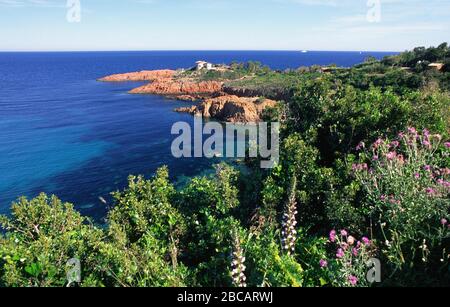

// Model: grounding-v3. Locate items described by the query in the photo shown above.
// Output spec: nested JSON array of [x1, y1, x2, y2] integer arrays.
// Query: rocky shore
[[99, 68, 278, 123], [175, 95, 277, 123]]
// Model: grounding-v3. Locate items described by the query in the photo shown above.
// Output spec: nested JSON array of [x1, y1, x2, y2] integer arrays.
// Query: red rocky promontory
[[99, 68, 278, 123]]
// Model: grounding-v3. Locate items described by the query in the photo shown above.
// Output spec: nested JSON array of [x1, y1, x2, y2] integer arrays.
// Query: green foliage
[[352, 129, 450, 285], [0, 194, 103, 287], [1, 43, 450, 288]]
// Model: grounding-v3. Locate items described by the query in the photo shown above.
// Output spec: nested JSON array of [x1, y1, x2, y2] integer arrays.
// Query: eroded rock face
[[175, 95, 277, 123], [99, 69, 278, 123], [129, 80, 223, 95], [98, 70, 176, 82]]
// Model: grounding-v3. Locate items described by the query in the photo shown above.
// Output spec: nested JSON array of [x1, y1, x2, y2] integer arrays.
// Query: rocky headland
[[99, 66, 278, 123], [175, 95, 277, 123]]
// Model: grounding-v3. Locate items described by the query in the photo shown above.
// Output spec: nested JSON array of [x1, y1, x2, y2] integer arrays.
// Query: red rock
[[175, 95, 277, 123], [129, 80, 223, 95], [98, 70, 175, 82]]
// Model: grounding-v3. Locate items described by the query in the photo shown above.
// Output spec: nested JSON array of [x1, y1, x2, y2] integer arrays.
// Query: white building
[[196, 61, 214, 71]]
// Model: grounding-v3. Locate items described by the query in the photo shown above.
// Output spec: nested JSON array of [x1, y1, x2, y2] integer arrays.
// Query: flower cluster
[[352, 127, 450, 272], [231, 233, 247, 288], [323, 229, 375, 287], [282, 177, 298, 256]]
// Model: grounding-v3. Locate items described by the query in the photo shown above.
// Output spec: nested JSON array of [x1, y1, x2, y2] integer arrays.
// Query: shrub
[[352, 128, 450, 285]]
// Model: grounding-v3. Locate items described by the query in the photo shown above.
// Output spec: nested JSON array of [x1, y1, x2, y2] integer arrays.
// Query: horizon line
[[0, 49, 402, 53]]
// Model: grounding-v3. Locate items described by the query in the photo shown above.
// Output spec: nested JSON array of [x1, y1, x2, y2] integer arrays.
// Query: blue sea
[[0, 51, 397, 219]]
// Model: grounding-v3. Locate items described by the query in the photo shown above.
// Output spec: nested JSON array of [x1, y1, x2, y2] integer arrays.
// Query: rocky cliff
[[175, 95, 277, 123], [129, 80, 223, 95], [99, 69, 278, 123], [98, 70, 175, 82]]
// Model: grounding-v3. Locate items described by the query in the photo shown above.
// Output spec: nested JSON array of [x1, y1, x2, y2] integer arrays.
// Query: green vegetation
[[1, 44, 449, 287]]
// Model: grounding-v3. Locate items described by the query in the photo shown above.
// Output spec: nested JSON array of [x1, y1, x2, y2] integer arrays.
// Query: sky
[[0, 0, 449, 51]]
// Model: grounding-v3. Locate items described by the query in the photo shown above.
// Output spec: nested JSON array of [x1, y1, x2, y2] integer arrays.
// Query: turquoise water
[[0, 51, 397, 218]]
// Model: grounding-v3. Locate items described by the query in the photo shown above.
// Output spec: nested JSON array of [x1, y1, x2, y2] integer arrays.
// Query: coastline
[[99, 66, 278, 123]]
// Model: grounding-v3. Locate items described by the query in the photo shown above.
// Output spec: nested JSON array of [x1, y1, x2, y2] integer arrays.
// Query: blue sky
[[0, 0, 449, 51]]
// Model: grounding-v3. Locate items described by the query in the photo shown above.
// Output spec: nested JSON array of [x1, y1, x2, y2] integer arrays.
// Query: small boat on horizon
[[301, 50, 308, 53]]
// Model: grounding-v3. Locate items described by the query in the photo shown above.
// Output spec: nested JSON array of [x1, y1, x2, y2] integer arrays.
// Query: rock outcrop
[[129, 80, 223, 95], [175, 95, 277, 123], [98, 70, 175, 82], [99, 69, 278, 123]]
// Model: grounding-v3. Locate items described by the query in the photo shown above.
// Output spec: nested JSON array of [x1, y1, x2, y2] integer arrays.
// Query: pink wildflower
[[422, 140, 431, 148], [386, 152, 397, 161], [391, 141, 400, 148], [373, 138, 383, 149], [340, 229, 348, 237], [356, 142, 365, 151], [336, 248, 344, 259], [426, 188, 435, 195], [352, 248, 359, 257], [329, 230, 337, 243], [348, 275, 358, 286], [362, 237, 371, 246], [407, 127, 417, 135], [347, 236, 355, 246], [441, 219, 448, 226], [320, 259, 328, 268]]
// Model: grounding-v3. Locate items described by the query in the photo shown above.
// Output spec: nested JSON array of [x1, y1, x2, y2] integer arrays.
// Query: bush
[[352, 128, 450, 285]]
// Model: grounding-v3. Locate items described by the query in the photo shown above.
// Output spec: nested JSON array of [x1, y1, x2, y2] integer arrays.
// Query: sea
[[0, 50, 397, 219]]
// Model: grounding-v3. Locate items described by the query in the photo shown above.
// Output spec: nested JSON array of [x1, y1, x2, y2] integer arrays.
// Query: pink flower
[[426, 188, 435, 195], [423, 129, 430, 137], [356, 142, 365, 151], [320, 259, 328, 268], [422, 140, 431, 148], [414, 173, 420, 179], [348, 275, 358, 286], [362, 237, 371, 246], [372, 155, 379, 161], [373, 138, 383, 149], [341, 242, 349, 251], [340, 229, 348, 237], [352, 248, 359, 257], [398, 132, 405, 139], [444, 142, 450, 149], [329, 230, 337, 242], [380, 195, 387, 202], [391, 141, 400, 148], [336, 248, 344, 259], [347, 236, 355, 246], [441, 219, 448, 226], [408, 127, 417, 135], [424, 165, 432, 172], [386, 152, 397, 161]]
